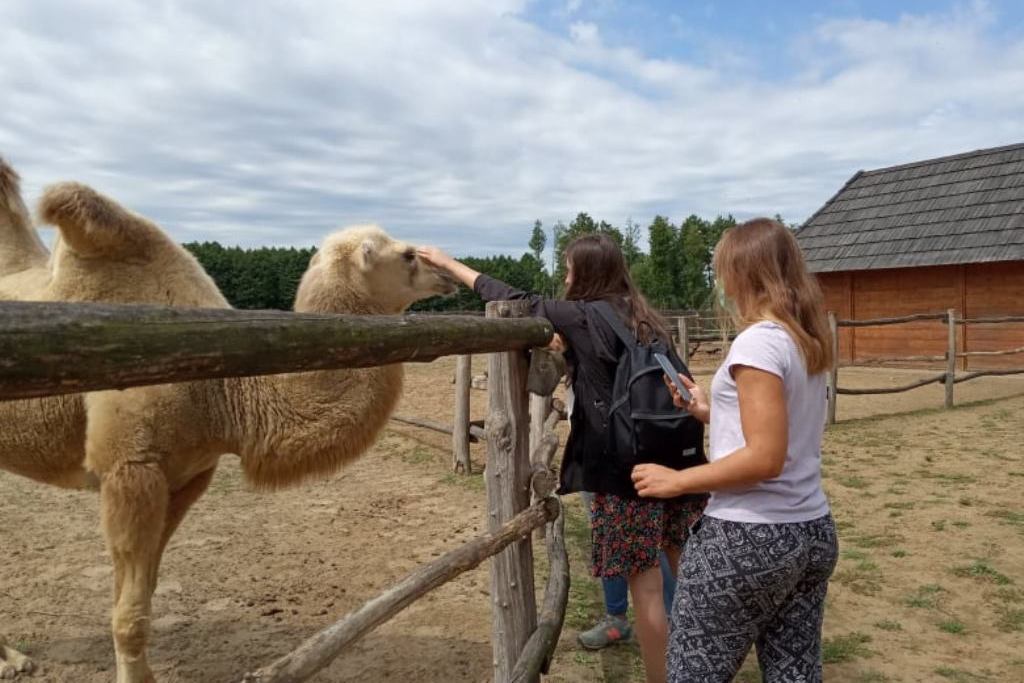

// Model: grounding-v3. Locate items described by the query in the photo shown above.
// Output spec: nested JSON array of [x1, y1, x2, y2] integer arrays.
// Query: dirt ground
[[1, 356, 1023, 682]]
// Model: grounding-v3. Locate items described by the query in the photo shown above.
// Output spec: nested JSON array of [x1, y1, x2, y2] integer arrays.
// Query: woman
[[419, 234, 705, 683], [632, 218, 839, 682]]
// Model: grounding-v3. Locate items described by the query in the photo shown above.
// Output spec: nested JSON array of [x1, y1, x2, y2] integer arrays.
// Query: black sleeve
[[473, 274, 585, 335]]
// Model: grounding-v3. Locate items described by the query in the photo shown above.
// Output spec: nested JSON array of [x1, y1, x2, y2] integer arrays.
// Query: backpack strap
[[592, 300, 637, 348]]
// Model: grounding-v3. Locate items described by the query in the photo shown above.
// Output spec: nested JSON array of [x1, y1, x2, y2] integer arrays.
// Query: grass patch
[[439, 472, 486, 492], [986, 508, 1024, 527], [990, 587, 1024, 604], [838, 475, 870, 490], [934, 666, 991, 682], [891, 549, 908, 558], [822, 632, 872, 664], [905, 584, 945, 609], [952, 560, 1013, 585], [833, 567, 882, 596], [951, 520, 971, 529], [884, 501, 915, 510], [855, 672, 892, 683], [938, 619, 966, 635], [848, 531, 903, 549], [997, 606, 1024, 633], [932, 520, 947, 532], [873, 619, 902, 632], [401, 446, 436, 465]]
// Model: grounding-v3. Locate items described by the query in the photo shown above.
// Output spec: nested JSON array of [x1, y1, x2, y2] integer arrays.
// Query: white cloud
[[0, 0, 1022, 256]]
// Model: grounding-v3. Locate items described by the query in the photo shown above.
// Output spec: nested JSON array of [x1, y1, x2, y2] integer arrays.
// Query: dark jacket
[[475, 274, 654, 498]]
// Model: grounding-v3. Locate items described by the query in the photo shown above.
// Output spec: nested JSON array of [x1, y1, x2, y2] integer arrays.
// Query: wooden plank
[[238, 498, 559, 683], [836, 373, 946, 395], [952, 368, 1024, 383], [836, 313, 948, 327], [509, 502, 569, 683], [677, 316, 690, 365], [946, 309, 956, 409], [453, 355, 473, 474], [0, 302, 553, 401], [826, 312, 838, 425], [484, 300, 537, 683]]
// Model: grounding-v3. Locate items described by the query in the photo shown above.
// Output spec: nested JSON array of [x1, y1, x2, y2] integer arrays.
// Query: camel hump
[[0, 156, 48, 271], [1, 157, 33, 231], [0, 157, 23, 209], [39, 182, 161, 259]]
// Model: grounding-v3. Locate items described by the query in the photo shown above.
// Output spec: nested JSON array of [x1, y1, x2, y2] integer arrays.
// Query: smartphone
[[653, 352, 693, 403]]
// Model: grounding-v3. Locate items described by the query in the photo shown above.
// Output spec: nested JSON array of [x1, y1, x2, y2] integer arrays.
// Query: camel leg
[[0, 636, 35, 679], [150, 467, 217, 592], [102, 461, 168, 683]]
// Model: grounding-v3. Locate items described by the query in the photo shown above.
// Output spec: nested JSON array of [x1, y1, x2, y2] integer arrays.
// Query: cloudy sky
[[2, 0, 1023, 255]]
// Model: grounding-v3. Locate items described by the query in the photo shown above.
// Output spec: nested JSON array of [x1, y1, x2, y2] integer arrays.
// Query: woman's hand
[[416, 246, 480, 289], [416, 246, 456, 271], [631, 464, 687, 498], [665, 374, 711, 424], [548, 333, 567, 353]]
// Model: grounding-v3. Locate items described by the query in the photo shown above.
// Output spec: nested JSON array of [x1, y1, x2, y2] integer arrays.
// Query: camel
[[0, 160, 456, 682]]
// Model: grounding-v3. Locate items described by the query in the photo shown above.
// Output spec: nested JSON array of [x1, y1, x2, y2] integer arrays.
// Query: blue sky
[[2, 0, 1023, 256]]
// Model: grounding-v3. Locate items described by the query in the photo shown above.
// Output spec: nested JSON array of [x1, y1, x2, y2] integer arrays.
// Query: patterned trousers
[[667, 514, 838, 683]]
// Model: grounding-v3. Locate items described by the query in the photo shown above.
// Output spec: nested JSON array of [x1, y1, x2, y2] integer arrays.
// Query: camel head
[[295, 224, 457, 314]]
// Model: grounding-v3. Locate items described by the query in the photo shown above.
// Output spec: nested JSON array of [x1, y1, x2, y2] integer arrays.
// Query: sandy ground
[[1, 356, 1023, 682]]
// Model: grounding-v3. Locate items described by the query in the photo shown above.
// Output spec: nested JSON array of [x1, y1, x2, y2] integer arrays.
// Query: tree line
[[184, 213, 791, 312]]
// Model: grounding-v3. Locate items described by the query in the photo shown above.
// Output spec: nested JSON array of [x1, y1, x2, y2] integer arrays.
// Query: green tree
[[622, 217, 642, 267], [527, 219, 550, 294], [529, 220, 546, 262], [645, 215, 681, 308]]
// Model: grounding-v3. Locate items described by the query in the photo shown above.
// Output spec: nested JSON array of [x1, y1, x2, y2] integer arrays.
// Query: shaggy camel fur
[[0, 158, 231, 678], [0, 162, 455, 682]]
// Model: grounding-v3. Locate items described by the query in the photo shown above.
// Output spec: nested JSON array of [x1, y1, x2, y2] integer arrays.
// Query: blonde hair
[[713, 218, 833, 374]]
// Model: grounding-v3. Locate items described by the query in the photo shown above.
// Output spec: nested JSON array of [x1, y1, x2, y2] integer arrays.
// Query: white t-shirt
[[705, 321, 830, 523]]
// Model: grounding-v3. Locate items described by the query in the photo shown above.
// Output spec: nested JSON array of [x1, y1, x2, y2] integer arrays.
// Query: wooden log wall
[[817, 261, 1024, 370]]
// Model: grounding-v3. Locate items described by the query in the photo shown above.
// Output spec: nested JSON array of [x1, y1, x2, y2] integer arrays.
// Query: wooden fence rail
[[825, 309, 1024, 423], [0, 301, 552, 401], [0, 300, 566, 682], [239, 497, 560, 683]]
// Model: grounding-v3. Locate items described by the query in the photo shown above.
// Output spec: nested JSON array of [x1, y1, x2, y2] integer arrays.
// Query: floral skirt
[[590, 493, 706, 578]]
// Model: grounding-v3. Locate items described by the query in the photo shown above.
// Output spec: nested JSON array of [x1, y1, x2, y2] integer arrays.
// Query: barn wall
[[816, 261, 1024, 369], [817, 272, 853, 363], [964, 261, 1024, 369]]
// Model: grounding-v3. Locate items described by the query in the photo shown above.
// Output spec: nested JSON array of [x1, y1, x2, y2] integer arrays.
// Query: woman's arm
[[417, 246, 570, 352], [417, 247, 481, 289], [632, 365, 788, 498]]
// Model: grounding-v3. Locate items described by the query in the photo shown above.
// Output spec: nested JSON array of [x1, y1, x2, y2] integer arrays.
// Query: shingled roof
[[796, 142, 1024, 272]]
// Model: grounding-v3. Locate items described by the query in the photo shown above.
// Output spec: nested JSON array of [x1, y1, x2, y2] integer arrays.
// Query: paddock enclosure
[[2, 345, 1023, 681]]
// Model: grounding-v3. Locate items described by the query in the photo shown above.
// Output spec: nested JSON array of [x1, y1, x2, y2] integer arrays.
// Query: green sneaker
[[577, 614, 633, 650]]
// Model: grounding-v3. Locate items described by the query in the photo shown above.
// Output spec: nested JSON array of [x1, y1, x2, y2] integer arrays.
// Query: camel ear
[[359, 239, 377, 270]]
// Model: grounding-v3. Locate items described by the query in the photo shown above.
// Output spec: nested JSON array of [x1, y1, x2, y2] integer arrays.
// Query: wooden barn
[[796, 143, 1024, 369]]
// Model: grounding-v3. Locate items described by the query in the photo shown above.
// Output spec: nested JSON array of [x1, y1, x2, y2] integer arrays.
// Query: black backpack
[[594, 302, 706, 473]]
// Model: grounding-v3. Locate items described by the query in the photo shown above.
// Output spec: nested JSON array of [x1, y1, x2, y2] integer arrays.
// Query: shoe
[[577, 614, 633, 650]]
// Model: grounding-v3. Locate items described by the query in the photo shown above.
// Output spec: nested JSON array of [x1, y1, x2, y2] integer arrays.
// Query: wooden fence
[[0, 300, 569, 683], [825, 310, 1024, 424]]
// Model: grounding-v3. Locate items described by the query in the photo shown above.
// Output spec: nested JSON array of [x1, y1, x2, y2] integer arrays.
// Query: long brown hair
[[564, 233, 669, 344], [713, 218, 833, 374]]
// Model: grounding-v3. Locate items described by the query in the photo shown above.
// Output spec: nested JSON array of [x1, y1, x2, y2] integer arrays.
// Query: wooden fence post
[[453, 354, 472, 474], [946, 309, 956, 409], [827, 312, 838, 425], [485, 301, 537, 683], [677, 316, 690, 366], [529, 393, 551, 466]]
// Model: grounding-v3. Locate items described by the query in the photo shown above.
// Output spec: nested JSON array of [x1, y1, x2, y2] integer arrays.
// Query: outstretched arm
[[417, 247, 481, 289], [418, 246, 572, 352]]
